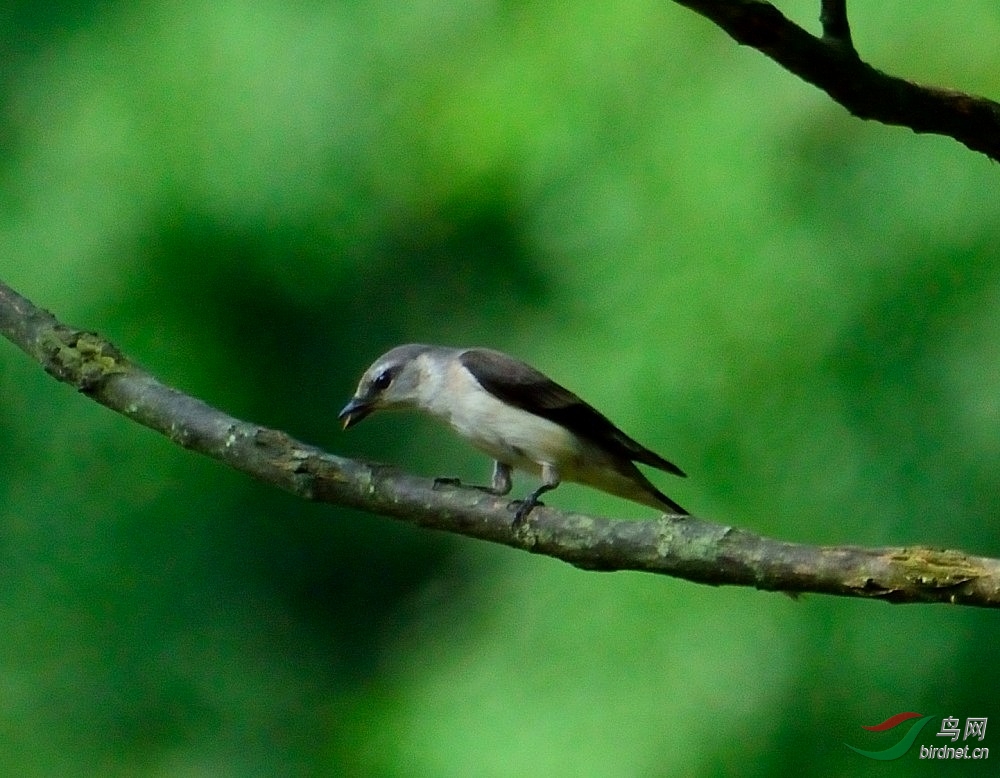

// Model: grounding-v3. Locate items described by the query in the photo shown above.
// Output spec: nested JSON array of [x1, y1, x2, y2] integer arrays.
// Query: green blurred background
[[2, 1, 999, 775]]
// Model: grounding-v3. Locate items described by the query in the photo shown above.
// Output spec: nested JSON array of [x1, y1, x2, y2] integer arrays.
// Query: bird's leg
[[510, 463, 560, 526], [433, 462, 513, 495], [485, 461, 512, 495]]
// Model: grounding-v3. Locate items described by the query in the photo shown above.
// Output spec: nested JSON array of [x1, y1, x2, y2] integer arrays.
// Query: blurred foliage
[[1, 0, 999, 775]]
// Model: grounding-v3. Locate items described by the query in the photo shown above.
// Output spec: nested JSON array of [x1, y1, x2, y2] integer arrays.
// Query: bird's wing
[[459, 348, 685, 477]]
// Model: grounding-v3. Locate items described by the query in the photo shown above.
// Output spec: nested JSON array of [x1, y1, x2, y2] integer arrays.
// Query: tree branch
[[672, 0, 1000, 162], [1, 279, 999, 607]]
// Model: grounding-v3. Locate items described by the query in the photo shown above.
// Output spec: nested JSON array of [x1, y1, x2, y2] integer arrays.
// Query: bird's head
[[339, 344, 435, 429]]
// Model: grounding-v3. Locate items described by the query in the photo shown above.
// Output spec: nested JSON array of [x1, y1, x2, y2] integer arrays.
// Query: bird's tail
[[648, 487, 688, 516], [610, 430, 687, 477], [598, 461, 689, 516]]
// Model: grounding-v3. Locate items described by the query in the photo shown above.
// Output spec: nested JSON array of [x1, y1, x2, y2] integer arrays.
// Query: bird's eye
[[372, 369, 393, 391]]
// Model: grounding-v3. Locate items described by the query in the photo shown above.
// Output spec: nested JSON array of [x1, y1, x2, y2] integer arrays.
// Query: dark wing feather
[[460, 349, 686, 477]]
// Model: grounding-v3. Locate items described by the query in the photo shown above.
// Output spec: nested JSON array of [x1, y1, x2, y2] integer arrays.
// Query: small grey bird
[[339, 344, 688, 523]]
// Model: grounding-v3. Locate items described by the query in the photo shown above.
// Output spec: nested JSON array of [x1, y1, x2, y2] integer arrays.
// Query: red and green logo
[[845, 712, 935, 760]]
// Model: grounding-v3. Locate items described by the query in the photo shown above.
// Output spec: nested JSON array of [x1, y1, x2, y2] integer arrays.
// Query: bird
[[339, 344, 688, 524]]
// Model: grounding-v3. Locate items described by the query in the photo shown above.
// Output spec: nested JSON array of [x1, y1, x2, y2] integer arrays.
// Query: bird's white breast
[[418, 358, 583, 472]]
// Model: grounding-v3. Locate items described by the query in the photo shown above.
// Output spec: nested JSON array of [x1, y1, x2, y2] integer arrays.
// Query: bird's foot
[[509, 498, 544, 528], [431, 478, 510, 497], [434, 477, 507, 496]]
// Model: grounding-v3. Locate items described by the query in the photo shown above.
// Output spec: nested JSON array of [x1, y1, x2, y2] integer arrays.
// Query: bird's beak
[[339, 396, 374, 429]]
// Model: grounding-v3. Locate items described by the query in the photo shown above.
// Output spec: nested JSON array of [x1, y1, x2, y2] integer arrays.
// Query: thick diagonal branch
[[1, 279, 999, 607], [673, 0, 1000, 161]]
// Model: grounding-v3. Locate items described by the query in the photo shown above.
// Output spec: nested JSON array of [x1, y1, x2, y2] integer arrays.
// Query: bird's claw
[[509, 498, 543, 527]]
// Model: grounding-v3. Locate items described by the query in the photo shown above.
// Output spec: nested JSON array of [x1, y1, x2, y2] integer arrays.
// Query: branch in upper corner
[[819, 0, 856, 55], [672, 0, 1000, 162], [1, 277, 1000, 607]]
